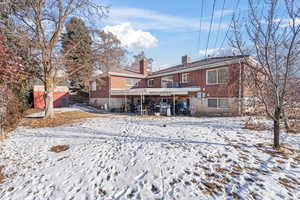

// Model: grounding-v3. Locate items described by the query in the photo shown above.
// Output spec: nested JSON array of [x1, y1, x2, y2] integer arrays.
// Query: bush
[[0, 86, 29, 137]]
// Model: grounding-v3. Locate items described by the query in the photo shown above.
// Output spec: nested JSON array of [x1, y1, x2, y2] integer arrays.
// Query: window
[[207, 70, 217, 84], [219, 99, 229, 108], [218, 68, 229, 84], [125, 78, 140, 86], [148, 79, 154, 87], [208, 99, 218, 108], [207, 68, 229, 85], [207, 98, 229, 108], [161, 76, 173, 88], [91, 81, 96, 91], [181, 73, 190, 83]]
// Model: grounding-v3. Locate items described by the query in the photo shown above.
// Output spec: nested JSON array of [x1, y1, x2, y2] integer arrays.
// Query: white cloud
[[105, 7, 230, 31], [260, 17, 300, 27], [281, 17, 300, 27], [104, 22, 158, 49], [214, 10, 234, 18]]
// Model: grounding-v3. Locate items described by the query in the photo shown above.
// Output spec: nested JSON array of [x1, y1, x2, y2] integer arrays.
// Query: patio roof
[[111, 87, 201, 96]]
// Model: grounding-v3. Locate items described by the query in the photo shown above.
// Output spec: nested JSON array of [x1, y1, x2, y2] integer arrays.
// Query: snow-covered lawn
[[0, 108, 299, 200]]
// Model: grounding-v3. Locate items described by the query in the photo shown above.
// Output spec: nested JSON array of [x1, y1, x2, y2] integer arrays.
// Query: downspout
[[88, 80, 91, 105], [108, 74, 111, 111]]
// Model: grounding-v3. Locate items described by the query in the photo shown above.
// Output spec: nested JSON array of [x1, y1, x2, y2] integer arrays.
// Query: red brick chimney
[[139, 59, 148, 75]]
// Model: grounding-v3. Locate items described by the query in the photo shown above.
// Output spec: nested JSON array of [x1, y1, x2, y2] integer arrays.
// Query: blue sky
[[99, 0, 245, 71]]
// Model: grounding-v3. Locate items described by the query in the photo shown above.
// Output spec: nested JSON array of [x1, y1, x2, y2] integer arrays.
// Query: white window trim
[[91, 81, 97, 91], [148, 79, 154, 87], [206, 67, 229, 85], [207, 98, 230, 109], [181, 73, 189, 83]]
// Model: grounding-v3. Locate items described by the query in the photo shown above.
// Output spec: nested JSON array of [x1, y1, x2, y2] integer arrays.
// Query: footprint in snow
[[126, 187, 138, 199], [131, 158, 137, 166], [151, 184, 160, 194], [113, 186, 129, 199], [134, 170, 148, 181], [138, 181, 144, 189], [130, 151, 137, 157]]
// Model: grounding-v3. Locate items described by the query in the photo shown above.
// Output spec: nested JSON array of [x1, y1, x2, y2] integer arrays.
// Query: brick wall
[[203, 64, 241, 98], [145, 63, 245, 98], [90, 77, 109, 98], [110, 76, 146, 89], [90, 75, 146, 99]]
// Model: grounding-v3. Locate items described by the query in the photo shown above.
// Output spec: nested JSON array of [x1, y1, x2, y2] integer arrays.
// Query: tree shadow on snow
[[19, 127, 256, 149], [128, 119, 242, 132]]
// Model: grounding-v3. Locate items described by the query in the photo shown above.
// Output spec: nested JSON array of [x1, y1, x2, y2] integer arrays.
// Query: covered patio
[[110, 87, 201, 116]]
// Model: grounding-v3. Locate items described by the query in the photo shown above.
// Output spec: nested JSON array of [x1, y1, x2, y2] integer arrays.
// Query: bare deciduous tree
[[130, 51, 153, 72], [230, 0, 300, 149], [91, 30, 127, 73], [0, 0, 107, 118]]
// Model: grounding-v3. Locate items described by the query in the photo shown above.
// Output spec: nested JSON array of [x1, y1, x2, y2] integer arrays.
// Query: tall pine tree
[[62, 17, 93, 91]]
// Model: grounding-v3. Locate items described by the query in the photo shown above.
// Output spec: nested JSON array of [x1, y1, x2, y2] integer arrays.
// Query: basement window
[[208, 98, 229, 108]]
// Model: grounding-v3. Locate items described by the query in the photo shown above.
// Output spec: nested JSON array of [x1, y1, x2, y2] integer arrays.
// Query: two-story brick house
[[90, 55, 256, 115]]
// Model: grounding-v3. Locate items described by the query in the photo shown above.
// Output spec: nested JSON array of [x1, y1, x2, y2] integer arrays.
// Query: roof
[[92, 55, 252, 80], [149, 55, 250, 78], [90, 67, 146, 79], [110, 68, 141, 75], [108, 68, 146, 78]]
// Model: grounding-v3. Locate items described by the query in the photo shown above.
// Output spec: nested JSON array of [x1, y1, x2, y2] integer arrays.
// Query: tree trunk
[[44, 77, 55, 119], [273, 107, 281, 149], [282, 108, 290, 130]]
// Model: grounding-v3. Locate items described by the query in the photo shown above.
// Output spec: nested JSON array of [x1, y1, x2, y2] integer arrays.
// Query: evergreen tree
[[62, 17, 93, 91]]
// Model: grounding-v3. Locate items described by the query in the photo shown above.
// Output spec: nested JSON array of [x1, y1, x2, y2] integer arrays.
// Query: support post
[[124, 95, 127, 112], [173, 94, 176, 116], [140, 93, 143, 115], [108, 74, 111, 111]]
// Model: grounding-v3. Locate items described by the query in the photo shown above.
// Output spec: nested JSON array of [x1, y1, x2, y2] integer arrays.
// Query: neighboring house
[[33, 80, 70, 109], [90, 55, 257, 115]]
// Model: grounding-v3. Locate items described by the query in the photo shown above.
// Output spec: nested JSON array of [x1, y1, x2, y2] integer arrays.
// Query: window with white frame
[[181, 73, 190, 83], [148, 79, 154, 87], [207, 68, 229, 85], [125, 78, 140, 86], [161, 76, 173, 88], [207, 98, 229, 108], [91, 81, 97, 91]]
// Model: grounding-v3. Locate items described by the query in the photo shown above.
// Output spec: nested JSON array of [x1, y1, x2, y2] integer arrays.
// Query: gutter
[[108, 72, 146, 78]]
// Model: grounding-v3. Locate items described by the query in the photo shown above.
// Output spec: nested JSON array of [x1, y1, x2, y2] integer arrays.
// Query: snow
[[0, 108, 300, 200]]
